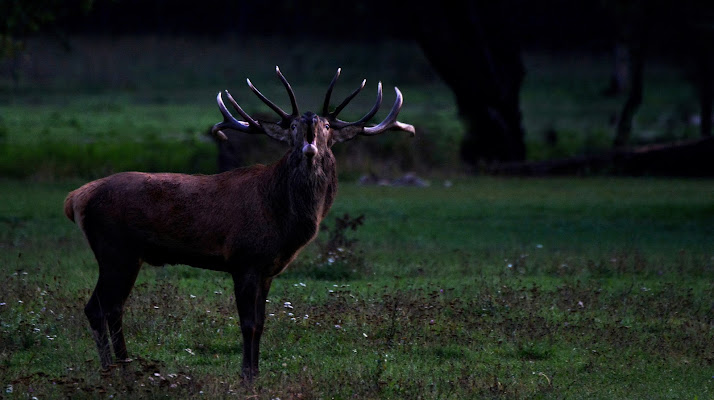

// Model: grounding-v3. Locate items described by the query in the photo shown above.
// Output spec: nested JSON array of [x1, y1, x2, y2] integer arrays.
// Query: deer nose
[[302, 142, 318, 157], [305, 126, 316, 143], [303, 122, 317, 157]]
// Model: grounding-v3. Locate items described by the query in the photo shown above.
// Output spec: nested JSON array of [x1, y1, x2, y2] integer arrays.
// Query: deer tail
[[64, 192, 76, 222]]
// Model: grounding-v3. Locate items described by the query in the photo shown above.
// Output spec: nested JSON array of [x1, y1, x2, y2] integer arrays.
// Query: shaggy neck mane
[[266, 150, 337, 230]]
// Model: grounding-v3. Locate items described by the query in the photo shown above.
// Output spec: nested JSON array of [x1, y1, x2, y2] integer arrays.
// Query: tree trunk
[[413, 0, 526, 165], [613, 40, 644, 147], [612, 7, 648, 148], [694, 31, 713, 137]]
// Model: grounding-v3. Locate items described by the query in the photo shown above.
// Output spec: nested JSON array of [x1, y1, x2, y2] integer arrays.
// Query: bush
[[287, 213, 368, 281]]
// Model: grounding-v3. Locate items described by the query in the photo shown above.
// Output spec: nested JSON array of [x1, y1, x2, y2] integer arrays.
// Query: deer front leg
[[233, 272, 273, 382], [108, 312, 130, 363]]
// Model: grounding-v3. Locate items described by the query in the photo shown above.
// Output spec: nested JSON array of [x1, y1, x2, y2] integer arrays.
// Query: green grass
[[0, 36, 704, 178], [0, 35, 461, 178], [1, 177, 713, 399], [1, 35, 712, 398], [522, 52, 702, 160], [0, 83, 460, 179]]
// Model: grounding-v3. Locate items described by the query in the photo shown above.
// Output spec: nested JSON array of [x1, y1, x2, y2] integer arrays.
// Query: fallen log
[[489, 137, 714, 177]]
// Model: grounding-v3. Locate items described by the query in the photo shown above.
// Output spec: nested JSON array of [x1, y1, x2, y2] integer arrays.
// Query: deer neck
[[272, 150, 337, 227]]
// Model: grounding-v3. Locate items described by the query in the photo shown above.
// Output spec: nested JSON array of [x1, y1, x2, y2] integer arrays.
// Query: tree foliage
[[0, 0, 93, 58]]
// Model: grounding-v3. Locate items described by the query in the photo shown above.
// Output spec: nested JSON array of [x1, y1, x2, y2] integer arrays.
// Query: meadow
[[1, 36, 713, 399], [0, 35, 704, 178], [1, 177, 713, 399]]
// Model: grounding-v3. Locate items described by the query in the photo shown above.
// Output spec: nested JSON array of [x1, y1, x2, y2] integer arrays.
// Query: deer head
[[211, 66, 415, 167]]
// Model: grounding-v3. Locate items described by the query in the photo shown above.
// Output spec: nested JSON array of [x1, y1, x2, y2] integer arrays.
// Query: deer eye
[[324, 123, 330, 130], [291, 123, 297, 130]]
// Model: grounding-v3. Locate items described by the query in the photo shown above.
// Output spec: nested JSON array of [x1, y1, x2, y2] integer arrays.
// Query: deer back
[[65, 66, 414, 276]]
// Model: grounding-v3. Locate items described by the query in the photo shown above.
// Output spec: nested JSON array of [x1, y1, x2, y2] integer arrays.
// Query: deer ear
[[259, 121, 291, 143], [331, 126, 364, 144]]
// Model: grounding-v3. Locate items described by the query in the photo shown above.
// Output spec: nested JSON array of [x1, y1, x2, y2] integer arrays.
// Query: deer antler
[[212, 66, 300, 140], [331, 79, 366, 118], [211, 91, 262, 139], [321, 68, 341, 116], [247, 66, 299, 123], [323, 68, 384, 129], [362, 87, 415, 136]]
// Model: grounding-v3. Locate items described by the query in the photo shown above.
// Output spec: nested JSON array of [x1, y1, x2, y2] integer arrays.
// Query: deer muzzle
[[302, 142, 318, 157]]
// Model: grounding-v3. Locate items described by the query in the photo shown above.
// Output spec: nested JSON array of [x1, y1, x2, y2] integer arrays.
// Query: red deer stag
[[64, 67, 415, 381]]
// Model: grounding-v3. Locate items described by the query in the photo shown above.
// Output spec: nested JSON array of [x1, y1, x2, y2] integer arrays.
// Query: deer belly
[[141, 242, 228, 270], [134, 225, 227, 269]]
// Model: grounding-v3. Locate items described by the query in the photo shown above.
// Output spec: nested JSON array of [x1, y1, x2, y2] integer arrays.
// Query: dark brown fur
[[65, 140, 335, 378], [65, 69, 413, 381]]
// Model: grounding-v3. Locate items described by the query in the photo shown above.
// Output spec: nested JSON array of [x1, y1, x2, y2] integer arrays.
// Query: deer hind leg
[[85, 254, 141, 369], [85, 288, 113, 369]]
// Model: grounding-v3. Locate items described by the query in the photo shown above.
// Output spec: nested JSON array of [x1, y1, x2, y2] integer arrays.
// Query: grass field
[[1, 177, 713, 399], [1, 35, 713, 399], [0, 35, 705, 178]]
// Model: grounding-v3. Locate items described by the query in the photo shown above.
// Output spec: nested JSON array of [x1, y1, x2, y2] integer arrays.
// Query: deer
[[63, 66, 415, 381]]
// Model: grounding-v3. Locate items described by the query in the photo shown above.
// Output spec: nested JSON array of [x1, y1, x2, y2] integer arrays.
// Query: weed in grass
[[287, 213, 368, 281]]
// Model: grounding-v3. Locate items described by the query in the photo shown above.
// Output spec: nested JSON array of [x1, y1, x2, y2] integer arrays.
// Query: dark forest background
[[2, 0, 713, 175]]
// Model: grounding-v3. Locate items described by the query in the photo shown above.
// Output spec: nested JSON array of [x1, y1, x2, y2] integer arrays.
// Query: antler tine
[[247, 78, 291, 121], [225, 90, 261, 129], [275, 66, 299, 117], [331, 79, 367, 118], [322, 68, 341, 116], [350, 82, 382, 125], [211, 91, 263, 139], [362, 87, 415, 136], [330, 82, 383, 129]]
